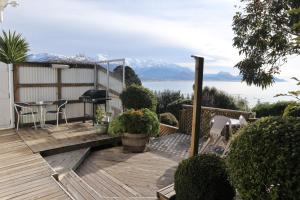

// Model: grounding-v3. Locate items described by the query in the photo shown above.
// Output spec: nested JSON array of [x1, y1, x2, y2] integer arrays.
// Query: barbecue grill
[[79, 89, 111, 124]]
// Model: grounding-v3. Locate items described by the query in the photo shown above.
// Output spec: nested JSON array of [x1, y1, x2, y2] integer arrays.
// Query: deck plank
[[76, 146, 178, 198], [0, 129, 71, 200], [17, 122, 116, 153]]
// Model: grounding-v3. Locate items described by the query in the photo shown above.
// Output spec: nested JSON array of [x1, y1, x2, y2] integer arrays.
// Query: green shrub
[[227, 117, 300, 200], [159, 112, 179, 127], [155, 90, 183, 114], [166, 99, 192, 120], [283, 103, 300, 118], [175, 154, 235, 200], [120, 84, 157, 112], [108, 108, 159, 137], [108, 115, 124, 136], [252, 101, 293, 117]]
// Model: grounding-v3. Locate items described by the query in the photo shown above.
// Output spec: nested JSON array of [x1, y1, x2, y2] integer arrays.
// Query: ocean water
[[143, 80, 298, 107]]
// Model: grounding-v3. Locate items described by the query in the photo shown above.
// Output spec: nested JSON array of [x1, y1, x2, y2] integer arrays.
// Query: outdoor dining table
[[26, 101, 54, 128]]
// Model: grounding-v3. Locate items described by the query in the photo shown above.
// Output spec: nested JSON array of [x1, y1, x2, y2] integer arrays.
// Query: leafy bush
[[227, 117, 300, 200], [202, 86, 249, 111], [120, 84, 157, 112], [175, 154, 235, 200], [252, 101, 294, 117], [159, 112, 179, 127], [283, 103, 300, 118], [113, 65, 142, 86], [108, 115, 124, 136], [108, 108, 159, 137], [155, 90, 183, 114], [166, 99, 192, 120]]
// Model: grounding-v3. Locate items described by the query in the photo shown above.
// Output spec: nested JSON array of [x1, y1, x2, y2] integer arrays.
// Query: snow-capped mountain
[[26, 53, 285, 82]]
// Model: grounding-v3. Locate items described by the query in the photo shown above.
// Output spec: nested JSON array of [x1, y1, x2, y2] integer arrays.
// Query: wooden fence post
[[189, 55, 204, 157]]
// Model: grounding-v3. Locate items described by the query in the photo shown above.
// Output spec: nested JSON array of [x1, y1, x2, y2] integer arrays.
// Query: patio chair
[[14, 103, 37, 131], [45, 99, 68, 127], [200, 115, 231, 154]]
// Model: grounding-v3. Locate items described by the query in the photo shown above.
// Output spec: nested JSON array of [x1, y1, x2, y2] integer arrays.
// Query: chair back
[[57, 99, 67, 110], [239, 115, 248, 127], [210, 115, 231, 140]]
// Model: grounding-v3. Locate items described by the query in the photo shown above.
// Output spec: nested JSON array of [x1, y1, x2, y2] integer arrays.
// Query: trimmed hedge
[[227, 117, 300, 200], [166, 99, 192, 120], [175, 154, 235, 200], [283, 103, 300, 118], [159, 112, 179, 127], [120, 84, 157, 112], [252, 101, 293, 118]]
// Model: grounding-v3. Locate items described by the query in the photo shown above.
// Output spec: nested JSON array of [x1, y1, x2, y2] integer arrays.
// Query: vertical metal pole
[[122, 59, 125, 89], [94, 64, 97, 89], [189, 55, 204, 157], [106, 62, 110, 111]]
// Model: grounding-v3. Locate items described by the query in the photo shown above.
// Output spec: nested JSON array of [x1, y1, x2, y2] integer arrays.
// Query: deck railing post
[[189, 55, 204, 157]]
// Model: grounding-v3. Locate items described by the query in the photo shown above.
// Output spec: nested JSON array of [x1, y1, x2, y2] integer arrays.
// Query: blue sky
[[1, 0, 299, 77]]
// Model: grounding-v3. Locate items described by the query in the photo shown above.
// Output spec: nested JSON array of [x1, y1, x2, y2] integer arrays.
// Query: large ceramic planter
[[122, 133, 149, 153], [95, 123, 108, 134]]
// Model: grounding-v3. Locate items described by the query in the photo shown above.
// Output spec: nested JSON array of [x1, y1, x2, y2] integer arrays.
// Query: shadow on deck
[[17, 122, 120, 155]]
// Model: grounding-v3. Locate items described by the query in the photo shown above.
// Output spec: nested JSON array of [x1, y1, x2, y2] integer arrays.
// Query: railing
[[179, 105, 254, 137], [159, 123, 179, 137]]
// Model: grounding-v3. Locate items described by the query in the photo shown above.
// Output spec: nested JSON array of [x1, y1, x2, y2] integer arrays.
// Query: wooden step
[[60, 170, 104, 200], [44, 148, 91, 174], [157, 184, 176, 200]]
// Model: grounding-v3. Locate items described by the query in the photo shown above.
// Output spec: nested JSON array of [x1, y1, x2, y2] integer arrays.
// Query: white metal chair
[[200, 115, 231, 154], [45, 100, 68, 127], [239, 115, 248, 127], [14, 103, 37, 131]]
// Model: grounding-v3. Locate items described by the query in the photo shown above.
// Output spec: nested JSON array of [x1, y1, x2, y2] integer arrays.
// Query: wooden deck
[[0, 129, 71, 199], [76, 147, 178, 199], [17, 122, 118, 154], [44, 147, 90, 174]]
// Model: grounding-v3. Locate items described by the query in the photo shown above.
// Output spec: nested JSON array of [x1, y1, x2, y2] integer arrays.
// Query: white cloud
[[1, 0, 299, 78]]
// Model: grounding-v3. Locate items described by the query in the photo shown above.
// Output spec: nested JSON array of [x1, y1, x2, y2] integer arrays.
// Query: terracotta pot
[[122, 133, 149, 153]]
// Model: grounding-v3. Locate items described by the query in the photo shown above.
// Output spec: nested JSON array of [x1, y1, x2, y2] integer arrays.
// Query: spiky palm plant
[[0, 30, 29, 64]]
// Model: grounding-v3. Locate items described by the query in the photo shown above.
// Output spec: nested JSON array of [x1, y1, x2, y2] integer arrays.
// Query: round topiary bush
[[175, 154, 235, 200], [227, 117, 300, 200], [120, 84, 157, 112], [283, 103, 300, 118], [159, 112, 179, 127]]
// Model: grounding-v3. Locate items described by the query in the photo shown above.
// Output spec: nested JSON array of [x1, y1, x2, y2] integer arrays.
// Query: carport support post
[[189, 56, 204, 157]]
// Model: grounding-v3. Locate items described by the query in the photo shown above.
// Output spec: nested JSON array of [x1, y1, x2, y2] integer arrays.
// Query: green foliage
[[159, 112, 179, 127], [95, 106, 105, 124], [108, 115, 124, 136], [166, 99, 192, 120], [113, 65, 142, 86], [175, 154, 235, 200], [275, 77, 300, 101], [233, 0, 300, 88], [155, 90, 183, 114], [202, 86, 249, 110], [120, 84, 157, 112], [252, 101, 294, 118], [108, 108, 159, 137], [283, 103, 300, 117], [227, 117, 300, 200], [0, 30, 29, 64]]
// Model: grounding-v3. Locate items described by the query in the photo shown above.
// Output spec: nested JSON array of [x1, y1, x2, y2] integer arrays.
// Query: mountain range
[[27, 53, 285, 82]]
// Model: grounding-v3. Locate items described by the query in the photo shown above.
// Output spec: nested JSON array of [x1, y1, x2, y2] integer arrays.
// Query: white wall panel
[[19, 66, 57, 84], [61, 86, 94, 100], [62, 68, 94, 83]]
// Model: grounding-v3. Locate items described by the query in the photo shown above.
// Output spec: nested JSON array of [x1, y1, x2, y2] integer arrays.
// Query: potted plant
[[94, 106, 109, 134], [108, 108, 160, 153]]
